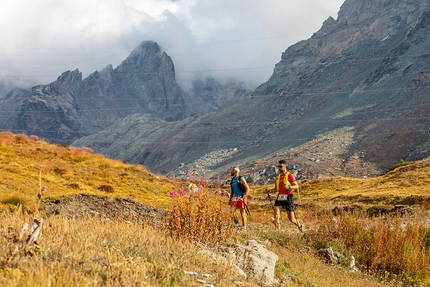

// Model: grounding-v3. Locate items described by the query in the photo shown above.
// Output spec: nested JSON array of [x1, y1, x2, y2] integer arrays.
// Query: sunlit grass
[[1, 131, 430, 286], [0, 211, 241, 287], [0, 132, 177, 211], [309, 210, 430, 285]]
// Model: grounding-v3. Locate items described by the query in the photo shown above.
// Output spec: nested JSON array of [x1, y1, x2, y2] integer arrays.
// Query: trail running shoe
[[233, 219, 240, 227]]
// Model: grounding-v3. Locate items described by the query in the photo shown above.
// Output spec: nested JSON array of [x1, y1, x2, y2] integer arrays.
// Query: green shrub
[[69, 183, 80, 189], [98, 184, 115, 193], [0, 195, 32, 212], [382, 159, 414, 175]]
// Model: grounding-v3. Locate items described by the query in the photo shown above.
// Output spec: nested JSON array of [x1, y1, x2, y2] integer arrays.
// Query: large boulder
[[201, 240, 278, 286]]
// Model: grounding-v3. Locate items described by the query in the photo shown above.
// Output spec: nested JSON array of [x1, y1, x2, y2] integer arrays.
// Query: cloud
[[0, 0, 344, 89]]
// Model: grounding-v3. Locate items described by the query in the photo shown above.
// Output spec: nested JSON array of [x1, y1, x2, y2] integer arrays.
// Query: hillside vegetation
[[1, 132, 430, 286]]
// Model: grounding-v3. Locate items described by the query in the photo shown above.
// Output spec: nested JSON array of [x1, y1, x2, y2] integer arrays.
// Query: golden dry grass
[[1, 132, 430, 286], [298, 158, 430, 201], [0, 211, 243, 287], [0, 132, 180, 212]]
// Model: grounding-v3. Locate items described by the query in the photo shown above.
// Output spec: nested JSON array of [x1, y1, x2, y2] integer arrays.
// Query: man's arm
[[241, 177, 249, 194], [241, 177, 250, 204], [266, 185, 276, 194], [288, 173, 299, 190], [290, 180, 299, 190], [228, 182, 233, 203]]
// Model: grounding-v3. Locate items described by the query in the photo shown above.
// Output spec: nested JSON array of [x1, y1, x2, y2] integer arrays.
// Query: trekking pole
[[297, 187, 302, 205], [265, 186, 274, 208], [265, 188, 276, 224], [239, 194, 252, 222], [267, 193, 274, 208], [295, 186, 303, 231], [244, 202, 253, 222]]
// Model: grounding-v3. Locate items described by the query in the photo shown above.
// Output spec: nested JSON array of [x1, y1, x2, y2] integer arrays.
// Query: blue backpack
[[230, 175, 246, 194]]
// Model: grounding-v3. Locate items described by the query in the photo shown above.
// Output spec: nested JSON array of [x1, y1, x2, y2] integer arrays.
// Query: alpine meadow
[[2, 0, 430, 286], [1, 132, 430, 286]]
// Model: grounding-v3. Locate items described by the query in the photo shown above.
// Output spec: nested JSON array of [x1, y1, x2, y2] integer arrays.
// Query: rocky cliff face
[[74, 0, 430, 180], [186, 77, 250, 115], [0, 41, 192, 144], [3, 0, 430, 181], [245, 0, 430, 176]]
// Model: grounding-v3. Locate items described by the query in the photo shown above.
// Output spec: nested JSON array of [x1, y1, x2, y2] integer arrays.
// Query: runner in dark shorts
[[266, 159, 303, 231], [274, 193, 295, 212]]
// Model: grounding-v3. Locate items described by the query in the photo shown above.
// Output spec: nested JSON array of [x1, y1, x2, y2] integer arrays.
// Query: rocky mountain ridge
[[0, 40, 252, 146], [2, 0, 430, 181], [75, 0, 430, 180]]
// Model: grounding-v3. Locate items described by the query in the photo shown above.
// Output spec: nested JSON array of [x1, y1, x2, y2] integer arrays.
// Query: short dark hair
[[278, 159, 287, 166]]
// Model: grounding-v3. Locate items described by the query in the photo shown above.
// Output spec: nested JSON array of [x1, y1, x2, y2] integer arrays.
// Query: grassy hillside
[[0, 132, 178, 212], [1, 132, 429, 286]]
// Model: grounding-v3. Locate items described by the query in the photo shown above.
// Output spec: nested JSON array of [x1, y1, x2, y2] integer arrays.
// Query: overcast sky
[[0, 0, 345, 90]]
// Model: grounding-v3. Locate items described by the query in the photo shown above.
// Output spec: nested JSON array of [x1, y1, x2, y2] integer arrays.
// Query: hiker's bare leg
[[274, 206, 281, 230], [231, 207, 238, 223], [286, 211, 300, 227], [239, 208, 247, 228]]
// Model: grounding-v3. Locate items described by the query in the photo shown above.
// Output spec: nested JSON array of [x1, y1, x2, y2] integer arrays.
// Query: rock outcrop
[[201, 240, 278, 287]]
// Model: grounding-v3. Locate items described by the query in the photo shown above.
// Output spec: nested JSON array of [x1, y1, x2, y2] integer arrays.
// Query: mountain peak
[[116, 41, 168, 74], [56, 69, 82, 84], [129, 41, 161, 58]]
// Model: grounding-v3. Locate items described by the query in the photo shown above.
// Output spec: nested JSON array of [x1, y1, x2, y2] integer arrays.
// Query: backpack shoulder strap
[[284, 172, 291, 187]]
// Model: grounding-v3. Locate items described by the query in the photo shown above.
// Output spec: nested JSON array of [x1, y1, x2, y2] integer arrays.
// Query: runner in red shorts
[[228, 166, 249, 230]]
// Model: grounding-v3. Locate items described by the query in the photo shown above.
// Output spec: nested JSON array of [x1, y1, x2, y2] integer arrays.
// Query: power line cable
[[2, 44, 430, 78], [0, 83, 429, 114]]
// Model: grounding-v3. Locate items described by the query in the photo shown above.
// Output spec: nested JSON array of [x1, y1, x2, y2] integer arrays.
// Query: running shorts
[[274, 194, 295, 212]]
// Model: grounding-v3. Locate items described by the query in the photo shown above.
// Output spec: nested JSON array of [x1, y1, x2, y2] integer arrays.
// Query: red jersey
[[276, 172, 295, 195]]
